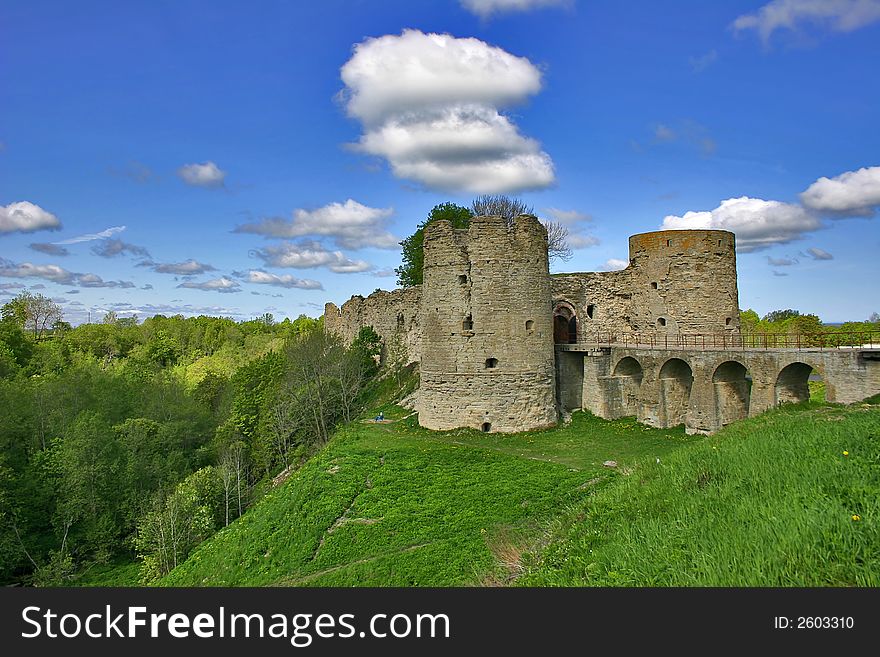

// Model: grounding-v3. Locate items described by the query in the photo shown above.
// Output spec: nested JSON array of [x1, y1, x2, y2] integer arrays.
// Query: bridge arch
[[775, 361, 821, 405], [712, 360, 751, 428], [612, 356, 644, 417], [659, 358, 693, 427], [553, 300, 578, 344]]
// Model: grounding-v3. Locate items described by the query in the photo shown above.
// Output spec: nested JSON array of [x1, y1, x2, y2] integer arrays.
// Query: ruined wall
[[550, 229, 740, 340], [550, 270, 634, 340], [419, 214, 558, 433], [323, 286, 421, 364]]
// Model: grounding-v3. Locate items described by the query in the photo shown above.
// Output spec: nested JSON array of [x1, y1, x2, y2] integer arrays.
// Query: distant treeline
[[739, 308, 880, 344], [0, 292, 382, 585]]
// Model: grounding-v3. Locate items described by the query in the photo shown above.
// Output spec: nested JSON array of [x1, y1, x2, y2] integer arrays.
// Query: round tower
[[627, 229, 740, 334], [419, 214, 558, 433]]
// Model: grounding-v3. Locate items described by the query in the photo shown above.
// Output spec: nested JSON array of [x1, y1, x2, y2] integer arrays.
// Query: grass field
[[155, 383, 879, 587], [519, 400, 880, 586], [160, 407, 694, 586]]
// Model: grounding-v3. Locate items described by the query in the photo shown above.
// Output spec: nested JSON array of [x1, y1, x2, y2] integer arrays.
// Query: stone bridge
[[556, 344, 880, 434]]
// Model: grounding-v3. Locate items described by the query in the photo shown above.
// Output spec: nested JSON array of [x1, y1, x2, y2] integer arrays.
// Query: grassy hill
[[159, 393, 880, 587], [159, 404, 694, 586]]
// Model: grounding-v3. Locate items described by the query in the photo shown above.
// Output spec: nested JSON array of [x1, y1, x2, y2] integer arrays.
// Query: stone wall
[[418, 214, 558, 433], [549, 229, 740, 341], [550, 270, 634, 340], [323, 286, 422, 365], [628, 230, 740, 335], [568, 345, 880, 435]]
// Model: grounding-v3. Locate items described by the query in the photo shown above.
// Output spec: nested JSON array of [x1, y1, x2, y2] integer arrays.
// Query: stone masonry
[[325, 222, 880, 434]]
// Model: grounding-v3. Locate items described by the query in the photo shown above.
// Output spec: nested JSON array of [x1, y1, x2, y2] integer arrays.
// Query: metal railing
[[571, 330, 880, 351]]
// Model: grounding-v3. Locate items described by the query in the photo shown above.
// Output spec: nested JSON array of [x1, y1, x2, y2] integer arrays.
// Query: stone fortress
[[325, 215, 880, 435]]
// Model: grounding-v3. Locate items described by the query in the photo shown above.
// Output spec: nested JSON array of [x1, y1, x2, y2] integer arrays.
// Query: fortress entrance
[[553, 302, 578, 344]]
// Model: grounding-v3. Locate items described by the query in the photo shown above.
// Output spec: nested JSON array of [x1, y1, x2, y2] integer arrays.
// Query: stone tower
[[627, 229, 740, 335], [419, 214, 558, 433]]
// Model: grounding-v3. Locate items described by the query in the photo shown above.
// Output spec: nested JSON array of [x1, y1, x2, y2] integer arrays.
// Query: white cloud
[[0, 259, 135, 288], [460, 0, 570, 19], [238, 270, 323, 290], [805, 247, 834, 260], [235, 199, 398, 250], [177, 161, 226, 188], [371, 268, 397, 278], [690, 49, 718, 73], [767, 256, 798, 266], [0, 201, 61, 234], [0, 260, 75, 284], [91, 238, 150, 258], [732, 0, 880, 44], [544, 208, 592, 225], [799, 165, 880, 217], [29, 243, 70, 256], [76, 273, 136, 289], [54, 225, 125, 245], [340, 30, 555, 194], [252, 241, 371, 273], [600, 258, 629, 271], [544, 207, 598, 249], [177, 277, 241, 293], [568, 234, 601, 248], [141, 259, 217, 275], [661, 196, 821, 252], [340, 30, 542, 125]]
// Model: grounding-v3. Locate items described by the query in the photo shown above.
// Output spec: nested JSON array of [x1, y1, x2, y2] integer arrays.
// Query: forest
[[0, 291, 381, 585]]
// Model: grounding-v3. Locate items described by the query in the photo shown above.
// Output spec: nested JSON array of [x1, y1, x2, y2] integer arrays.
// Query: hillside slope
[[160, 409, 693, 586], [519, 400, 880, 586], [161, 398, 879, 587]]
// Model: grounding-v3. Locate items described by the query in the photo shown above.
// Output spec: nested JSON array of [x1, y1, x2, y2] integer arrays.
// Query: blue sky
[[1, 0, 878, 324]]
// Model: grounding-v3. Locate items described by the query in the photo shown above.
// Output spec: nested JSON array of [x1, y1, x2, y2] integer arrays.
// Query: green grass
[[160, 410, 694, 587], [159, 372, 880, 588], [518, 401, 880, 586], [70, 560, 142, 587]]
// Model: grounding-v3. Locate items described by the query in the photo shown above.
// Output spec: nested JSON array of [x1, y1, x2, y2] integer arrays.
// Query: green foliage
[[762, 308, 800, 323], [352, 325, 382, 376], [395, 202, 472, 287], [519, 402, 880, 586], [134, 467, 222, 583], [0, 342, 18, 380], [1, 292, 62, 339], [160, 411, 694, 586], [0, 320, 34, 368]]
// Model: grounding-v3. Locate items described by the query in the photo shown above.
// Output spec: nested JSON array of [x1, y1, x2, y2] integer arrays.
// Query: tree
[[739, 309, 760, 333], [869, 312, 880, 324], [543, 220, 573, 262], [1, 292, 62, 339], [470, 194, 532, 221], [134, 467, 221, 582], [0, 320, 33, 368], [762, 309, 800, 323], [396, 203, 472, 288], [471, 194, 572, 261]]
